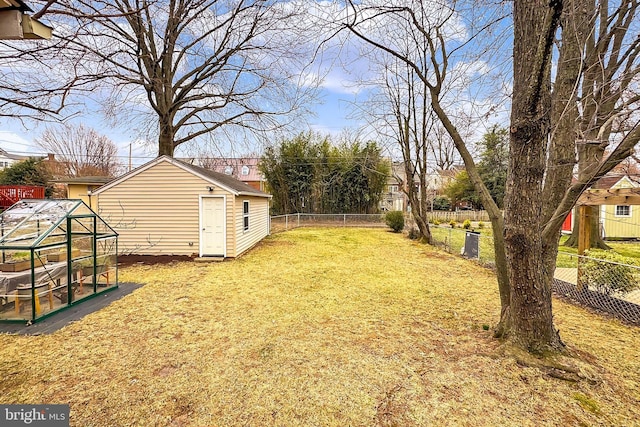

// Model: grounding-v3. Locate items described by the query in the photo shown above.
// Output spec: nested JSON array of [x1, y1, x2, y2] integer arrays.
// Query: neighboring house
[[0, 147, 28, 169], [92, 155, 271, 258], [596, 175, 640, 239], [50, 176, 112, 209], [565, 174, 640, 238], [181, 157, 266, 192], [380, 162, 463, 212], [380, 161, 420, 212], [437, 165, 465, 190]]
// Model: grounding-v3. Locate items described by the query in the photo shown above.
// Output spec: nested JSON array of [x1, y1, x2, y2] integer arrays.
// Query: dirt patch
[[117, 254, 194, 267]]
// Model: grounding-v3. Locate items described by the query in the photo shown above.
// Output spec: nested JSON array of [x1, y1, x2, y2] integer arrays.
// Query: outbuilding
[[92, 156, 271, 258]]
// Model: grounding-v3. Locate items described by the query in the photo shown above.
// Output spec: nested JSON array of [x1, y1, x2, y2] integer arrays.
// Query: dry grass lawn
[[1, 228, 639, 426]]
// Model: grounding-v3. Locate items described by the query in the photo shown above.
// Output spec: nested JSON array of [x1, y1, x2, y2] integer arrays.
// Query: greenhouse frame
[[0, 199, 118, 323]]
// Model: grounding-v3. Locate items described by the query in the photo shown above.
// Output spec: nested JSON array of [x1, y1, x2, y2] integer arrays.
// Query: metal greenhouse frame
[[0, 199, 118, 323]]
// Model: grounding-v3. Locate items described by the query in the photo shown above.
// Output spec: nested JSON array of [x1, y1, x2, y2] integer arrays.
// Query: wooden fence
[[428, 210, 491, 223]]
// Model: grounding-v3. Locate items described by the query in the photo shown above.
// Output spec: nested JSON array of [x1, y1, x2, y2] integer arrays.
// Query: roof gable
[[92, 156, 270, 197], [611, 175, 639, 189], [592, 174, 640, 190]]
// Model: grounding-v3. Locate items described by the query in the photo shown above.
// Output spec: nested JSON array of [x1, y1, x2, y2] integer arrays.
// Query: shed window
[[241, 165, 250, 176], [243, 201, 250, 231], [224, 166, 233, 175], [615, 205, 631, 217]]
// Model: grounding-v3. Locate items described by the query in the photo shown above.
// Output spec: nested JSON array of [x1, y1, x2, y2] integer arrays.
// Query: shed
[[92, 156, 272, 258], [51, 176, 112, 210], [578, 174, 640, 239]]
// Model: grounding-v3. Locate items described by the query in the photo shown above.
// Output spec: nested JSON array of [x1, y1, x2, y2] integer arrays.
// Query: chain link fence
[[271, 214, 640, 325], [429, 225, 496, 267], [428, 225, 640, 325], [554, 252, 640, 325], [270, 213, 386, 233]]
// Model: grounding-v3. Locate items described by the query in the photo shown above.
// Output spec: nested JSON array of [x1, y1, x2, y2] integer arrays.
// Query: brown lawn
[[0, 227, 639, 426]]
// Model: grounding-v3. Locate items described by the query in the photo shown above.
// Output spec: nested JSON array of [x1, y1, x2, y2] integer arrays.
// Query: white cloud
[[0, 131, 40, 155]]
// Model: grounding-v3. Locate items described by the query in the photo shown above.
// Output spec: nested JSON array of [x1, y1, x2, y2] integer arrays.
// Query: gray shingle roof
[[172, 158, 269, 196], [92, 155, 270, 197]]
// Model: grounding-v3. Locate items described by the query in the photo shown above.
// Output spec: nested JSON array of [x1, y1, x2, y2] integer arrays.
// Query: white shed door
[[201, 197, 225, 256]]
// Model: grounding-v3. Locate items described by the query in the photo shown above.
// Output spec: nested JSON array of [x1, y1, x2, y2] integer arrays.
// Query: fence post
[[344, 214, 346, 227], [285, 214, 288, 230], [297, 212, 300, 228], [577, 205, 591, 291]]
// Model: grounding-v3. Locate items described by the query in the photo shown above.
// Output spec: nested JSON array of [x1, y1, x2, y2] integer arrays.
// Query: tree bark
[[503, 0, 564, 352], [564, 209, 611, 249], [158, 118, 175, 157]]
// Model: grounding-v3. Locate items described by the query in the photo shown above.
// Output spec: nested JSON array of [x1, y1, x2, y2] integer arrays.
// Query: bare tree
[[36, 124, 123, 177], [430, 123, 459, 171], [12, 0, 315, 156], [344, 0, 511, 339], [345, 0, 640, 352], [0, 27, 73, 119], [351, 17, 463, 242], [379, 57, 435, 242], [561, 0, 640, 249]]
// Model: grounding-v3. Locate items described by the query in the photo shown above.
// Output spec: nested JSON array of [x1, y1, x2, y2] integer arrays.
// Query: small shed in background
[[92, 156, 271, 258], [51, 176, 112, 210]]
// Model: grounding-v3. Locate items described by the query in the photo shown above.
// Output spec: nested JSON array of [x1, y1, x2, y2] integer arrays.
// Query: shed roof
[[590, 175, 640, 190], [92, 155, 271, 198], [51, 176, 113, 186]]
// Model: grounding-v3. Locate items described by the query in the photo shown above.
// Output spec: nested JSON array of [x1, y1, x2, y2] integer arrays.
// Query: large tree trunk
[[407, 189, 432, 244], [158, 118, 175, 157], [503, 0, 564, 352], [564, 209, 611, 249]]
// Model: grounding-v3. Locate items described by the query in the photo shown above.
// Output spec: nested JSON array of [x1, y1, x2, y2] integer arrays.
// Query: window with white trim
[[615, 205, 631, 217], [243, 201, 250, 231], [241, 165, 250, 175]]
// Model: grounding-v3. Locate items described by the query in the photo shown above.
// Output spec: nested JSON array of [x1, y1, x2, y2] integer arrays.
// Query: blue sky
[[0, 87, 364, 168], [0, 1, 509, 169]]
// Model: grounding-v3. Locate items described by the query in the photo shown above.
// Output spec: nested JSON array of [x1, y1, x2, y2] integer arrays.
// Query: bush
[[581, 250, 639, 295], [432, 196, 451, 211], [433, 219, 441, 226], [478, 222, 485, 229], [449, 220, 456, 228], [463, 219, 472, 229], [385, 211, 405, 233]]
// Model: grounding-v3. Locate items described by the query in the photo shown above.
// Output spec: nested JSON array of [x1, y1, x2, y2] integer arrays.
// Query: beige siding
[[97, 161, 235, 255], [602, 205, 640, 239], [234, 196, 270, 257], [67, 184, 92, 208]]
